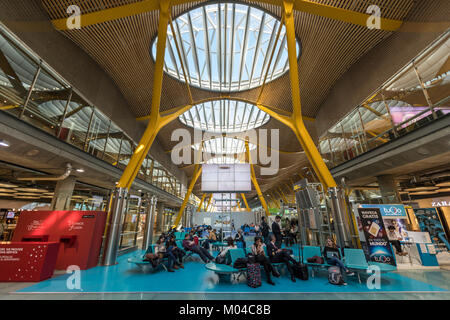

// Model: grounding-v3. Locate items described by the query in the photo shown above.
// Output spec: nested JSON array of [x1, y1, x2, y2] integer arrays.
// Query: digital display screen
[[201, 164, 251, 192], [6, 211, 15, 218]]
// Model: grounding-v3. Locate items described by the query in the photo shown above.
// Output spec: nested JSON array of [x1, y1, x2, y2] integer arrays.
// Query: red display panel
[[12, 211, 107, 270], [0, 242, 59, 282]]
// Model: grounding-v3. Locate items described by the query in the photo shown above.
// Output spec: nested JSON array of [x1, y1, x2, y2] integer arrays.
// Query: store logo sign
[[26, 220, 43, 231], [360, 204, 406, 217], [432, 200, 449, 207]]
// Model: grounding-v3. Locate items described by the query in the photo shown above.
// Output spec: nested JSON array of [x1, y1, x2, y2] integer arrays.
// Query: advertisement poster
[[358, 208, 396, 266], [413, 208, 450, 251]]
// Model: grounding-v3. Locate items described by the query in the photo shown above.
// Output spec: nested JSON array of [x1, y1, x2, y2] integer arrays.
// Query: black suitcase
[[293, 263, 309, 280]]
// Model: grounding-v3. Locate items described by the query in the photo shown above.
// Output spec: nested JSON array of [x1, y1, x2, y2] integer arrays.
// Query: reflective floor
[[1, 247, 449, 300]]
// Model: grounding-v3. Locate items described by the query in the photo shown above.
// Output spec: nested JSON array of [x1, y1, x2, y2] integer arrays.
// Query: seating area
[[301, 246, 398, 283], [202, 242, 399, 284], [127, 241, 195, 271]]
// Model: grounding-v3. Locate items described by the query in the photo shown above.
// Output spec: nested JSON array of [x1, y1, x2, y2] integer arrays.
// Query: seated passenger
[[234, 229, 246, 248], [215, 237, 237, 264], [267, 234, 297, 282], [323, 238, 354, 284], [202, 228, 217, 250], [155, 235, 179, 272], [166, 235, 185, 268], [251, 236, 280, 285], [387, 226, 407, 256], [182, 234, 215, 263]]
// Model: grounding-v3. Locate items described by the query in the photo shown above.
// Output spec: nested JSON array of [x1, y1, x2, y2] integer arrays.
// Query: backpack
[[246, 263, 262, 288], [233, 257, 249, 269], [292, 263, 309, 280], [328, 266, 344, 285]]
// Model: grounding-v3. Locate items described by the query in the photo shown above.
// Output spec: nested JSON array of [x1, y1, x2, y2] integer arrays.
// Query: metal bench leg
[[357, 272, 361, 284]]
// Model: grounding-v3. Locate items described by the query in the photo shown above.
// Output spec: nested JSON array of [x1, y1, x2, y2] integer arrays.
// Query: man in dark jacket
[[272, 215, 283, 248], [267, 235, 297, 282]]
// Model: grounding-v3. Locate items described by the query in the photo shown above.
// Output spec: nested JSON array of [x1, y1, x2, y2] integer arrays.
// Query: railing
[[319, 32, 450, 169]]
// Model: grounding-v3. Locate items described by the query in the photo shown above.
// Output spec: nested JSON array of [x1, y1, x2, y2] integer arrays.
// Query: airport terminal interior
[[0, 0, 449, 301]]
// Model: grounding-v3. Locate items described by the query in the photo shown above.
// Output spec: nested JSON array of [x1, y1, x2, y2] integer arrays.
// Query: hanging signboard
[[358, 207, 396, 266], [360, 204, 407, 218], [413, 208, 450, 251]]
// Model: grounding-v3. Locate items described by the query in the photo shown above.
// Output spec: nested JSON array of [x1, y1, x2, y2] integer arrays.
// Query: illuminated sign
[[360, 204, 407, 217]]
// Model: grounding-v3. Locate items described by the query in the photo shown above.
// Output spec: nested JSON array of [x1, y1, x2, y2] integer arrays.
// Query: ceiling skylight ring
[[179, 99, 270, 133], [151, 2, 301, 93]]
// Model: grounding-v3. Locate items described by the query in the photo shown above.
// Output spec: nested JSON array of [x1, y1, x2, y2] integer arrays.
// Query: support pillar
[[376, 174, 400, 203], [156, 201, 165, 232], [51, 176, 76, 210], [142, 195, 157, 251], [102, 188, 128, 266], [328, 187, 350, 249]]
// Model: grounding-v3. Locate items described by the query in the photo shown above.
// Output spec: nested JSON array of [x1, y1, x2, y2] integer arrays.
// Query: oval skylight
[[192, 137, 256, 155], [152, 2, 300, 92], [180, 99, 269, 133]]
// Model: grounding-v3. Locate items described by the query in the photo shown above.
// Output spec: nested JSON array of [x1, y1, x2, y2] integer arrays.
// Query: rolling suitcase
[[246, 263, 262, 288]]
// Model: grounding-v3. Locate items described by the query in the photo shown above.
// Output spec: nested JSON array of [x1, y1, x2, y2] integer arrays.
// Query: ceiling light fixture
[[76, 168, 85, 173], [0, 139, 10, 147]]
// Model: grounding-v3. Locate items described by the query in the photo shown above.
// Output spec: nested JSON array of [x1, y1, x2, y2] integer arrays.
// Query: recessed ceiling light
[[409, 191, 439, 195], [0, 140, 10, 147], [436, 182, 450, 187], [14, 187, 47, 193], [404, 187, 439, 192], [76, 168, 85, 173], [0, 183, 18, 188]]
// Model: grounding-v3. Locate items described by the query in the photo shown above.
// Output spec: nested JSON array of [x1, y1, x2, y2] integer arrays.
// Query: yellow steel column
[[117, 0, 171, 190], [278, 187, 288, 203], [205, 194, 213, 212], [282, 0, 337, 190], [246, 141, 269, 217], [173, 165, 202, 227], [269, 191, 280, 209], [197, 194, 206, 212], [241, 193, 251, 211]]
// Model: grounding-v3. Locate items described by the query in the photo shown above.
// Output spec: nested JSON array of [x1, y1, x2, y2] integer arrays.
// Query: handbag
[[307, 255, 324, 264], [215, 255, 227, 264]]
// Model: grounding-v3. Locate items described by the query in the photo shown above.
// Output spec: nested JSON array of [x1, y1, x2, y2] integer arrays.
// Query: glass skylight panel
[[206, 156, 241, 164], [192, 137, 256, 155], [152, 2, 299, 92], [180, 99, 269, 133]]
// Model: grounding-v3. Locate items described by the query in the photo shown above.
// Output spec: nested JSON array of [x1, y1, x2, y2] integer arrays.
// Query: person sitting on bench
[[234, 229, 246, 248], [182, 234, 215, 263], [166, 235, 185, 268], [202, 228, 217, 250], [267, 234, 297, 282], [323, 238, 354, 282], [387, 225, 407, 256], [155, 235, 179, 272], [215, 237, 237, 264], [251, 236, 280, 285]]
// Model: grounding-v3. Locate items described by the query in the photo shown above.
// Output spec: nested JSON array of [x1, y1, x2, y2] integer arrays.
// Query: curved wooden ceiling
[[39, 0, 438, 200]]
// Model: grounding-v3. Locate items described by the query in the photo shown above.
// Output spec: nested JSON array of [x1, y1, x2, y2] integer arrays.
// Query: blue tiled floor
[[16, 250, 448, 294]]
